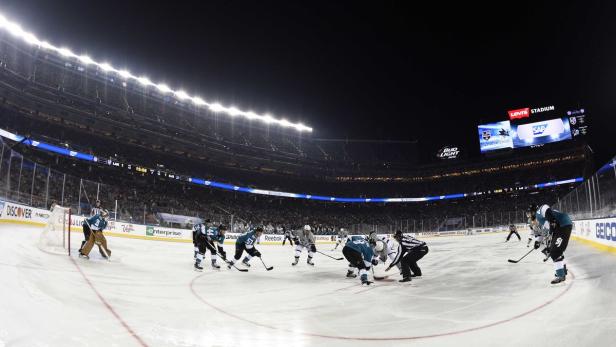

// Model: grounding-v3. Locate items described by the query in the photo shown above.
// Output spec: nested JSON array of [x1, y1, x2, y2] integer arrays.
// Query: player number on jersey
[[555, 237, 563, 248]]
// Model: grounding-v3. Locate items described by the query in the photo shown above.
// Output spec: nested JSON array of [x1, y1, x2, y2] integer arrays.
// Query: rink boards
[[2, 199, 616, 251]]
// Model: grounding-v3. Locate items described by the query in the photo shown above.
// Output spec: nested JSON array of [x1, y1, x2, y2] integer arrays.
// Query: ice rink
[[1, 224, 615, 347]]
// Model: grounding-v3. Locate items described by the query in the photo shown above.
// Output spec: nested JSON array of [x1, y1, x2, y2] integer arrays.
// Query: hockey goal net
[[39, 205, 72, 255]]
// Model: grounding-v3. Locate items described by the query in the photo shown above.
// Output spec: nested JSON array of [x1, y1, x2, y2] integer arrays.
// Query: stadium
[[0, 3, 614, 347]]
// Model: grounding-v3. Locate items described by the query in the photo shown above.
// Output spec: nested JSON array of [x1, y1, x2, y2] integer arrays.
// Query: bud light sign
[[436, 146, 460, 160]]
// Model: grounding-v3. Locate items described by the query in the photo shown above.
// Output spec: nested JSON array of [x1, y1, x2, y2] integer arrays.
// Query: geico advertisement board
[[573, 218, 616, 248], [0, 200, 50, 225]]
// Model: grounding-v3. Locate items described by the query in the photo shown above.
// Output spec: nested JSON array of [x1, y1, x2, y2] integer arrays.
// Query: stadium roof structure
[[0, 12, 313, 133]]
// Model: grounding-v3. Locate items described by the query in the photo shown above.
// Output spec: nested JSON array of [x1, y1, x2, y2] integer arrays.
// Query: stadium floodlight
[[175, 90, 190, 100], [0, 11, 313, 133], [117, 69, 132, 79], [98, 62, 113, 72], [136, 76, 153, 86], [40, 41, 54, 50], [78, 55, 95, 65], [22, 33, 40, 46], [262, 115, 274, 124], [57, 47, 75, 58], [5, 22, 25, 37], [209, 103, 226, 113], [279, 119, 292, 127], [156, 83, 172, 93], [192, 97, 206, 106], [228, 106, 242, 116]]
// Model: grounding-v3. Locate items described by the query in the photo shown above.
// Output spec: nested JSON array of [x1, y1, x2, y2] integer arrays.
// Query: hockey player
[[227, 226, 264, 268], [529, 204, 572, 284], [79, 209, 111, 259], [526, 214, 549, 249], [192, 219, 212, 259], [292, 225, 316, 266], [505, 224, 521, 242], [79, 209, 110, 259], [367, 231, 399, 270], [282, 226, 294, 246], [342, 235, 378, 285], [194, 224, 228, 271], [332, 227, 349, 250], [386, 230, 428, 282]]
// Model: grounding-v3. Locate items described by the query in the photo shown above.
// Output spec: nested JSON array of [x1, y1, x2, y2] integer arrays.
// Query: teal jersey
[[85, 214, 108, 231], [536, 208, 572, 228], [236, 231, 258, 249], [344, 235, 374, 260], [206, 226, 225, 244]]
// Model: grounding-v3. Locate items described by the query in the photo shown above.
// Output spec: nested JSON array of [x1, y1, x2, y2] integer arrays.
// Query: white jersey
[[295, 230, 315, 246], [528, 219, 548, 244], [373, 235, 397, 263]]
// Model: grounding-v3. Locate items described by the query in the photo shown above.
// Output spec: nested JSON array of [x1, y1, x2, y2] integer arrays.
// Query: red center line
[[190, 271, 575, 341], [70, 257, 149, 347]]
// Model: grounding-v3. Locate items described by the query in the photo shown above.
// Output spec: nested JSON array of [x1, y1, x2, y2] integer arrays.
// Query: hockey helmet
[[538, 204, 550, 218], [303, 224, 311, 232], [368, 231, 377, 241], [393, 230, 403, 240], [374, 240, 385, 252]]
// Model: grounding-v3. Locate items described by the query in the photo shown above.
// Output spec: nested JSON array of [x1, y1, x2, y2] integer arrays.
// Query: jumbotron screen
[[479, 117, 576, 152]]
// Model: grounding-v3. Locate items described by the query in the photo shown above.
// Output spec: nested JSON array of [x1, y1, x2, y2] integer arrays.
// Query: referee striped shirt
[[391, 235, 426, 267]]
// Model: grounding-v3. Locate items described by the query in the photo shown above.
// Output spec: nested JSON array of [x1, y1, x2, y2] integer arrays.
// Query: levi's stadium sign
[[508, 108, 529, 120], [436, 146, 460, 160], [508, 105, 555, 120]]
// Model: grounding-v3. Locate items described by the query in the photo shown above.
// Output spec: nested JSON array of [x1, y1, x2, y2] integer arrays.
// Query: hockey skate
[[291, 257, 299, 266], [307, 257, 315, 266], [550, 268, 566, 284], [346, 270, 357, 278], [242, 259, 251, 267], [194, 262, 203, 272], [399, 277, 412, 283], [360, 274, 372, 285], [211, 260, 221, 269], [78, 252, 89, 260]]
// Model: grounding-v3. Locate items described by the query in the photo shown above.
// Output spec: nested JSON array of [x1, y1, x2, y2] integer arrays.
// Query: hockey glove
[[533, 241, 541, 249], [310, 244, 317, 253], [371, 258, 379, 266], [253, 250, 262, 258]]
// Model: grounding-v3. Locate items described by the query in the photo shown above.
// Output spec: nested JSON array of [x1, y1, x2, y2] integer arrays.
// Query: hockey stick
[[202, 238, 248, 272], [507, 248, 535, 263], [258, 257, 274, 271], [224, 259, 249, 272], [316, 250, 344, 261]]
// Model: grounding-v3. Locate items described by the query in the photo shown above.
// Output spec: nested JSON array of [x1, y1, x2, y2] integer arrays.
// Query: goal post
[[39, 205, 72, 255]]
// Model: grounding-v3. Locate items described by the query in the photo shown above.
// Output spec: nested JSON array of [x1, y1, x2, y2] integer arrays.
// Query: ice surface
[[0, 224, 615, 347]]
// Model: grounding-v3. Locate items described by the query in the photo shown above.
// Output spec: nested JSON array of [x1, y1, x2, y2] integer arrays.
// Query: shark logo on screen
[[532, 124, 548, 135], [482, 131, 491, 140]]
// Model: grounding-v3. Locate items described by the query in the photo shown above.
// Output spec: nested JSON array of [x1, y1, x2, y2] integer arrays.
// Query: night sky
[[1, 1, 614, 163]]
